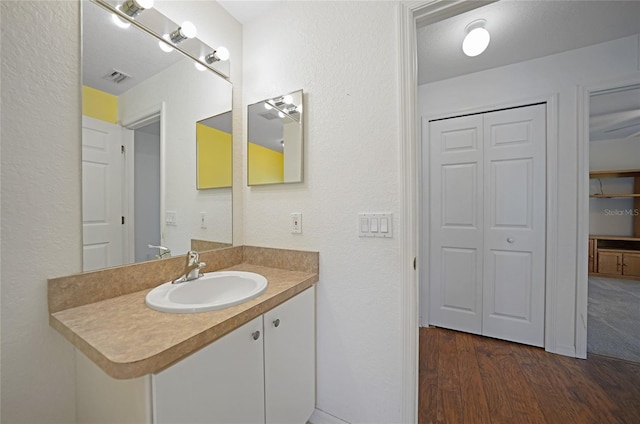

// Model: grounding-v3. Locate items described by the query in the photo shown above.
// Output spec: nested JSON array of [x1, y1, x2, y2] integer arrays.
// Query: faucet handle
[[149, 244, 171, 259]]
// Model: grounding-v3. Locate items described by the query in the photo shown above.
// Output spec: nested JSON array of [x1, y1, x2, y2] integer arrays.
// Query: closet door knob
[[507, 238, 515, 243]]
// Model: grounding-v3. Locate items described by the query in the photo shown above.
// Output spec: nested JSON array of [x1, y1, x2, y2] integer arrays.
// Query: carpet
[[588, 276, 640, 363]]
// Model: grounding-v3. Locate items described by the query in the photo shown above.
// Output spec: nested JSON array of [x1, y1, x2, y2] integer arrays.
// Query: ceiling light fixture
[[462, 19, 490, 57], [169, 21, 197, 44], [120, 0, 154, 18]]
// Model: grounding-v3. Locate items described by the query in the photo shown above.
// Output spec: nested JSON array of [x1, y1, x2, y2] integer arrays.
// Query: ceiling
[[417, 1, 640, 85], [417, 0, 640, 143], [217, 0, 282, 24], [82, 1, 184, 95]]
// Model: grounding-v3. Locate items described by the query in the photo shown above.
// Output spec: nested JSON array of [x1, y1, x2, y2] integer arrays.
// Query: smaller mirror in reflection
[[248, 89, 303, 186], [197, 111, 232, 189]]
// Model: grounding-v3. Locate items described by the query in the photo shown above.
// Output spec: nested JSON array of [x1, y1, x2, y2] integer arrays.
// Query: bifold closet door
[[482, 105, 546, 347], [428, 104, 546, 347], [429, 114, 484, 335]]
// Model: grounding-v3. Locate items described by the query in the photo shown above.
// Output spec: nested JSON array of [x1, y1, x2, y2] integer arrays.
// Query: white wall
[[119, 59, 233, 253], [1, 1, 81, 421], [589, 136, 640, 235], [154, 0, 245, 246], [243, 2, 403, 423], [419, 35, 640, 356], [0, 1, 242, 421]]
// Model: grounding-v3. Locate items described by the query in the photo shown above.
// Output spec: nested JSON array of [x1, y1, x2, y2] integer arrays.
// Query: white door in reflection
[[82, 116, 126, 271]]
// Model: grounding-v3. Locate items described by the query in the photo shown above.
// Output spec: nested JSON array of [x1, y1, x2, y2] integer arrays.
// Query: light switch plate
[[166, 210, 177, 226], [359, 213, 392, 238]]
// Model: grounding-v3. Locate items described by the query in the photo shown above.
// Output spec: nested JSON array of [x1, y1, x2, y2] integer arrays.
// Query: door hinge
[[122, 216, 125, 225], [121, 145, 125, 154]]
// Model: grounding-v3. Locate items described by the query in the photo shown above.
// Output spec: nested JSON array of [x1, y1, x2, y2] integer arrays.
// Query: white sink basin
[[145, 271, 268, 314]]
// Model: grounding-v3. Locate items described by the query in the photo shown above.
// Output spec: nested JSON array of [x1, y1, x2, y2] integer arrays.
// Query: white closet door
[[82, 116, 124, 271], [428, 103, 546, 347], [429, 115, 484, 335], [482, 104, 546, 347]]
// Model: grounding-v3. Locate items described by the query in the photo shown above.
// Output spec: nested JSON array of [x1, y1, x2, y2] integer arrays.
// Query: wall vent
[[102, 69, 132, 84], [258, 112, 279, 120]]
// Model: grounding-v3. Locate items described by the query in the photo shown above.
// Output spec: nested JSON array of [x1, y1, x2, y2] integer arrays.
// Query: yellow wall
[[197, 123, 232, 188], [82, 86, 118, 123], [248, 142, 284, 185]]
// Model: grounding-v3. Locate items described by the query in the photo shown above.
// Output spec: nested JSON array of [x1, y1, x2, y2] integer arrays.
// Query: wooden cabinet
[[590, 238, 640, 280], [76, 287, 316, 423], [597, 250, 640, 277]]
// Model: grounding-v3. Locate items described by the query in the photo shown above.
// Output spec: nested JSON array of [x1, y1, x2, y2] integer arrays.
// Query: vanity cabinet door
[[152, 316, 265, 424], [264, 287, 316, 424]]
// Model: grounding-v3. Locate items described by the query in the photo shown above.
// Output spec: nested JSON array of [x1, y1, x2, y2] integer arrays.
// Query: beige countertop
[[50, 262, 317, 379]]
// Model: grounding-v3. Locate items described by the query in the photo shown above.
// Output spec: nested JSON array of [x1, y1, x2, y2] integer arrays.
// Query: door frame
[[398, 2, 559, 421], [121, 102, 167, 260], [576, 75, 640, 359]]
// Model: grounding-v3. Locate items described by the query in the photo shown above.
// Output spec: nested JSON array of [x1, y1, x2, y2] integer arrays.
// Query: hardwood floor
[[419, 327, 640, 424]]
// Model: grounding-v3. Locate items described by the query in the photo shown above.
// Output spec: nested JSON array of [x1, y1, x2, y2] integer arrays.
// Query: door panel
[[482, 104, 546, 347], [429, 115, 483, 335], [82, 116, 124, 271]]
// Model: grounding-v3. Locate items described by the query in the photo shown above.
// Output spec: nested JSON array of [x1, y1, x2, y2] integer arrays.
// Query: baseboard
[[308, 408, 351, 424]]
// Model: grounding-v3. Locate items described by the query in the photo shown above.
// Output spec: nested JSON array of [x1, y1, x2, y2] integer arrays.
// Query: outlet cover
[[291, 213, 302, 234]]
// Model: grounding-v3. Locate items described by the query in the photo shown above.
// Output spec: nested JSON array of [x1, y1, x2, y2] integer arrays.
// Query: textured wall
[[1, 1, 81, 422], [243, 2, 404, 422]]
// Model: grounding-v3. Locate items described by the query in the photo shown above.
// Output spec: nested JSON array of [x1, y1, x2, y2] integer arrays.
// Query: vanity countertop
[[50, 262, 317, 379]]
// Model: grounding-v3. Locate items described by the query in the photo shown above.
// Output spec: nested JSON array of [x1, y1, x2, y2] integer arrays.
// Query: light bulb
[[264, 102, 273, 110], [283, 94, 293, 104], [136, 0, 154, 9], [169, 21, 197, 44], [180, 21, 197, 39], [111, 13, 131, 28], [216, 47, 230, 62], [195, 61, 206, 71], [462, 27, 490, 57], [278, 111, 285, 118], [158, 36, 174, 53]]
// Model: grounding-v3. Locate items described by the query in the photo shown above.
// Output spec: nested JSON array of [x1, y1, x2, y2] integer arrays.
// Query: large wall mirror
[[82, 0, 233, 272], [248, 90, 304, 185]]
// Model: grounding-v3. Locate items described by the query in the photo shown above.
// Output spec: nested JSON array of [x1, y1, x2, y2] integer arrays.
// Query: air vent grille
[[102, 69, 132, 84], [258, 112, 280, 120]]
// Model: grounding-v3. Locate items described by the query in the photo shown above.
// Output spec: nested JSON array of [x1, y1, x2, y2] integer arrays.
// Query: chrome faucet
[[172, 250, 206, 284], [148, 244, 171, 259]]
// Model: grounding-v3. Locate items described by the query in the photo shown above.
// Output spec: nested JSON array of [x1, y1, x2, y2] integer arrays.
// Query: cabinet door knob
[[507, 238, 515, 243], [273, 318, 280, 328], [252, 331, 260, 341]]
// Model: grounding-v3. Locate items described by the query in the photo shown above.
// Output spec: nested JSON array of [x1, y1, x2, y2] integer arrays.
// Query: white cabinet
[[153, 316, 265, 423], [264, 287, 316, 424], [76, 287, 315, 424]]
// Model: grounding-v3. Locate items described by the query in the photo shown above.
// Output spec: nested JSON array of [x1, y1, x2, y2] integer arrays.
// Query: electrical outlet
[[200, 212, 207, 229], [291, 213, 302, 234]]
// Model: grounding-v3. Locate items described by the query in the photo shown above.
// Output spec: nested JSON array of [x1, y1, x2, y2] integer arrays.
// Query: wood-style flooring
[[419, 327, 640, 424]]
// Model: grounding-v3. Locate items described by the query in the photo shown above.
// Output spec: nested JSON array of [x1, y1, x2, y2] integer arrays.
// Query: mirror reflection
[[197, 111, 232, 189], [81, 0, 233, 272], [248, 90, 304, 185]]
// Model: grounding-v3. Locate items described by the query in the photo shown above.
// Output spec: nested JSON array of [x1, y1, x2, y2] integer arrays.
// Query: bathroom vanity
[[48, 246, 318, 423]]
